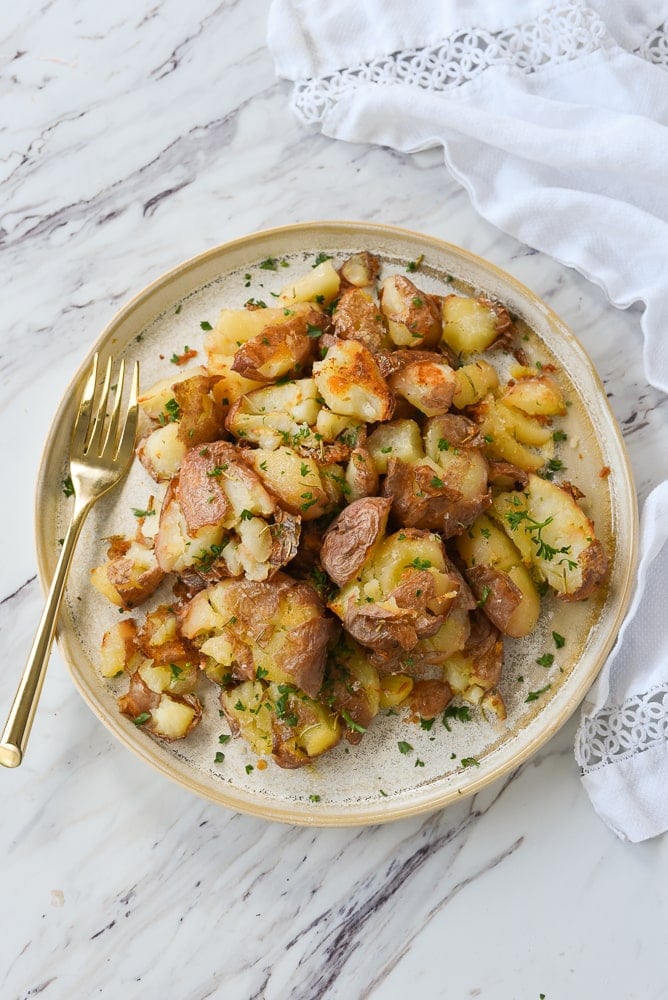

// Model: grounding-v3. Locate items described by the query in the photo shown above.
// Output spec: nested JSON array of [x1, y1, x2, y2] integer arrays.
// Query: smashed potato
[[94, 248, 610, 772]]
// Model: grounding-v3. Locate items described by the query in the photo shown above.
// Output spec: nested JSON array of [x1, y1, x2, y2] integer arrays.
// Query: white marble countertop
[[2, 4, 667, 999]]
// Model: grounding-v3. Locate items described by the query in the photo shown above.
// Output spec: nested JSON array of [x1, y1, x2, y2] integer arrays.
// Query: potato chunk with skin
[[388, 357, 457, 417], [320, 496, 392, 586], [366, 419, 424, 474], [205, 302, 314, 360], [118, 670, 202, 740], [278, 258, 340, 306], [380, 275, 442, 348], [339, 251, 381, 289], [455, 514, 541, 638], [91, 535, 164, 609], [231, 307, 322, 383], [333, 287, 391, 353], [225, 378, 322, 450], [313, 337, 394, 423], [100, 619, 143, 678], [491, 474, 608, 601], [321, 641, 381, 743], [155, 442, 298, 582], [474, 395, 552, 472], [180, 573, 339, 698], [243, 446, 332, 521], [501, 374, 566, 416], [442, 294, 513, 354], [442, 611, 505, 715], [220, 679, 341, 769], [329, 529, 462, 655]]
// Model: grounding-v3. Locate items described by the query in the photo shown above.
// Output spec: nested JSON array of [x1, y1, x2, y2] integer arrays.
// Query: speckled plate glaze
[[35, 222, 637, 826]]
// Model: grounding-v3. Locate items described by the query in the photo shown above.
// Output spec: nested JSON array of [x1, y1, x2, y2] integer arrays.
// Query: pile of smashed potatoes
[[92, 250, 608, 770]]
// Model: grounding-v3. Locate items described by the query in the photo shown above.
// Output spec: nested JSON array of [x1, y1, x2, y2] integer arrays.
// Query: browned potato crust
[[231, 307, 322, 382], [408, 679, 454, 719]]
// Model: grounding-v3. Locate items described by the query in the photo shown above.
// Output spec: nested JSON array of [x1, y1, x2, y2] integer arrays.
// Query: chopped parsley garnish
[[437, 438, 450, 451], [505, 508, 577, 568], [245, 764, 254, 774], [170, 345, 197, 365], [200, 320, 213, 331], [525, 684, 552, 702], [158, 397, 182, 425], [218, 734, 231, 744], [409, 557, 432, 570], [306, 323, 323, 338], [552, 631, 566, 648], [131, 507, 155, 518], [442, 704, 472, 730], [477, 585, 492, 607], [420, 717, 435, 731], [259, 257, 279, 271], [62, 475, 75, 497], [313, 252, 333, 267], [397, 741, 413, 755], [309, 794, 321, 803], [256, 666, 269, 679], [169, 663, 183, 680], [430, 476, 445, 489], [214, 751, 225, 764], [536, 653, 554, 667], [239, 508, 254, 521], [553, 429, 568, 442], [412, 296, 424, 307], [461, 757, 480, 768], [415, 759, 425, 768], [245, 297, 267, 309], [406, 254, 424, 272], [341, 710, 366, 734], [132, 712, 150, 726]]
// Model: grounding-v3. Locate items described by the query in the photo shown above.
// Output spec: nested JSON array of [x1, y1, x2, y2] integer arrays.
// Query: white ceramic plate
[[36, 222, 637, 826]]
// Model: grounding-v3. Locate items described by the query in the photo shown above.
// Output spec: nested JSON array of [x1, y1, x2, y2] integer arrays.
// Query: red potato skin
[[320, 496, 392, 586], [383, 458, 491, 538], [230, 308, 323, 382], [409, 679, 454, 719], [465, 564, 523, 635]]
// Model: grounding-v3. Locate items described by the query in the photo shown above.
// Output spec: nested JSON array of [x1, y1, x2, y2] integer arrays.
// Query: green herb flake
[[239, 509, 254, 521], [461, 757, 480, 768], [415, 758, 425, 768], [313, 252, 333, 267], [218, 734, 231, 745], [200, 320, 213, 331], [131, 507, 155, 518], [525, 684, 552, 703], [553, 430, 568, 442], [379, 788, 388, 797], [341, 709, 366, 734], [245, 764, 254, 774], [430, 476, 445, 489], [132, 712, 151, 726], [420, 717, 435, 731], [259, 257, 278, 271], [477, 585, 492, 607], [437, 438, 450, 452], [412, 296, 424, 307], [309, 794, 321, 803], [214, 751, 225, 764], [552, 631, 566, 649], [62, 475, 75, 497], [397, 741, 413, 755], [536, 652, 554, 668], [406, 254, 424, 273], [169, 663, 183, 680], [409, 557, 432, 570], [175, 303, 182, 315], [256, 666, 269, 679]]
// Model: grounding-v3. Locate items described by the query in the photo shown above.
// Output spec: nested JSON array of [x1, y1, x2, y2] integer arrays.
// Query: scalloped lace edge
[[576, 685, 668, 773], [291, 4, 668, 127]]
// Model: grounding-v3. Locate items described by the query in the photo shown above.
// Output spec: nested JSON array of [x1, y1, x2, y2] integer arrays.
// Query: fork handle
[[0, 499, 92, 768]]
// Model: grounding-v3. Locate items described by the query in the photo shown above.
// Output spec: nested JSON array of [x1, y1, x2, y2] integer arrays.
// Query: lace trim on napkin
[[576, 685, 668, 773], [292, 4, 667, 126]]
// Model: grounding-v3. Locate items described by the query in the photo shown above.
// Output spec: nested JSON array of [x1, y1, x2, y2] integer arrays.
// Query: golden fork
[[0, 353, 139, 768]]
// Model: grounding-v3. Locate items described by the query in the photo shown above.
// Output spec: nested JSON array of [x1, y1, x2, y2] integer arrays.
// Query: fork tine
[[101, 357, 126, 456], [114, 361, 140, 463], [86, 355, 113, 456], [70, 353, 99, 457]]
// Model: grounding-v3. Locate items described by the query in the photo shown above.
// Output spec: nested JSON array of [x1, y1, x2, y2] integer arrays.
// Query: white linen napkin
[[268, 0, 668, 841]]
